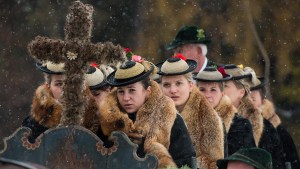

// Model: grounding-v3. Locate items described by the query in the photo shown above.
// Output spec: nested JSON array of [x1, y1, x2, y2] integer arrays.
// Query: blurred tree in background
[[0, 0, 299, 155]]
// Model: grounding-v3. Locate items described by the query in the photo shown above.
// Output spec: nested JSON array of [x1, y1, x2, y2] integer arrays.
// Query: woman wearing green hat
[[223, 64, 284, 169], [158, 54, 224, 169], [98, 59, 196, 169], [194, 66, 256, 156]]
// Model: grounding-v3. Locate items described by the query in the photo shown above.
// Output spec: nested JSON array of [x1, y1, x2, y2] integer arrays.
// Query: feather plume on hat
[[243, 67, 258, 86], [140, 60, 158, 79], [126, 48, 158, 79]]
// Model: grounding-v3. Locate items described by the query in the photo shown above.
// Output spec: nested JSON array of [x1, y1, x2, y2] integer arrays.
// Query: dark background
[[0, 0, 299, 155]]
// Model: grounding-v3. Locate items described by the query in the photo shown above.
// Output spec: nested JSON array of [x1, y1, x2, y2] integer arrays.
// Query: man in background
[[166, 25, 214, 73]]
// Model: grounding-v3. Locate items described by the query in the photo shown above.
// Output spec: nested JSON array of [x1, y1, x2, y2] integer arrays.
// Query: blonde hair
[[160, 72, 193, 84], [183, 72, 193, 83], [233, 79, 250, 97]]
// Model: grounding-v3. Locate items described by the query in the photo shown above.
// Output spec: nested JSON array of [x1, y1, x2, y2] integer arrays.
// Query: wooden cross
[[27, 1, 125, 125]]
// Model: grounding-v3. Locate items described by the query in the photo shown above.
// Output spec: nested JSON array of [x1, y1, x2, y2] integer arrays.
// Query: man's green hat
[[217, 148, 272, 169], [165, 25, 211, 51]]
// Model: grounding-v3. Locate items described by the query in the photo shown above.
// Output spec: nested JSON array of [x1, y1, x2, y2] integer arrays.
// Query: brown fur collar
[[238, 96, 263, 146], [31, 84, 100, 133], [260, 99, 281, 128], [181, 87, 224, 169], [99, 81, 177, 168], [82, 91, 100, 134], [215, 95, 237, 133], [31, 84, 63, 128]]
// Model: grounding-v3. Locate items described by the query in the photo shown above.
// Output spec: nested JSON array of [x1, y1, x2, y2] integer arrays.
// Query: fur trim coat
[[82, 95, 101, 134], [260, 99, 281, 128], [237, 96, 263, 146], [22, 84, 63, 142], [23, 84, 100, 142], [238, 96, 284, 169], [30, 84, 63, 128], [181, 87, 224, 169], [215, 95, 256, 156], [98, 81, 181, 168], [260, 99, 300, 168]]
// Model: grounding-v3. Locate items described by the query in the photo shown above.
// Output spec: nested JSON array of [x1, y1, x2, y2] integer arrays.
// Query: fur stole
[[260, 99, 281, 128], [99, 81, 177, 168], [31, 84, 100, 134], [82, 93, 100, 134], [215, 95, 237, 133], [31, 84, 63, 128], [181, 87, 224, 169], [238, 96, 263, 146]]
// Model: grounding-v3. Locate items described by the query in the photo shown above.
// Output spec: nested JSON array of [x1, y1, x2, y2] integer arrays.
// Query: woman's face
[[250, 90, 263, 109], [197, 82, 223, 108], [224, 80, 245, 107], [91, 88, 110, 105], [161, 75, 194, 111], [117, 82, 150, 114], [49, 74, 65, 100]]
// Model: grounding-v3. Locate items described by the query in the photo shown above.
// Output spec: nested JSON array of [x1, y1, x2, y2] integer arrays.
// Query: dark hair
[[91, 84, 112, 92], [253, 87, 266, 99], [140, 77, 151, 89]]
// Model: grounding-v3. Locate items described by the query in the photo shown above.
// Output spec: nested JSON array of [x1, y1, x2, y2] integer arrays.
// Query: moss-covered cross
[[27, 1, 125, 125]]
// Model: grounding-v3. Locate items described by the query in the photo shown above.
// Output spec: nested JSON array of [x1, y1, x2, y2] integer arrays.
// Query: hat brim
[[89, 81, 109, 90], [106, 65, 154, 87], [194, 74, 232, 82], [232, 73, 252, 80], [165, 39, 211, 51], [250, 77, 265, 91], [156, 59, 197, 76], [36, 63, 64, 75], [216, 155, 259, 169]]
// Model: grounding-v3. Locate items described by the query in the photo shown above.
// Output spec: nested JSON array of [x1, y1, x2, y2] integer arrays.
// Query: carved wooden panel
[[0, 126, 157, 169]]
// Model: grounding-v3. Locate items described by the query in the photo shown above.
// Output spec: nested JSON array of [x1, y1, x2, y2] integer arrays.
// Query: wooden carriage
[[0, 1, 158, 168]]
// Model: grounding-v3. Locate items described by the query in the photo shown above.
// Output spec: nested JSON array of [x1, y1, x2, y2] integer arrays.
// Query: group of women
[[22, 50, 299, 169]]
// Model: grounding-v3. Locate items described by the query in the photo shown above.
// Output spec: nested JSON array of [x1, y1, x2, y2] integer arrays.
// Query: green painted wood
[[0, 126, 158, 169]]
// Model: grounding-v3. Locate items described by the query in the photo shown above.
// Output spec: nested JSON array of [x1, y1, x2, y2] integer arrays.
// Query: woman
[[22, 62, 106, 142], [195, 66, 256, 156], [250, 77, 300, 168], [158, 55, 224, 169], [223, 64, 284, 169], [85, 64, 113, 105], [98, 59, 196, 168], [83, 64, 113, 134], [22, 61, 65, 143]]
